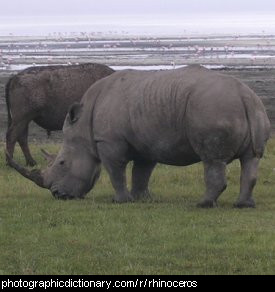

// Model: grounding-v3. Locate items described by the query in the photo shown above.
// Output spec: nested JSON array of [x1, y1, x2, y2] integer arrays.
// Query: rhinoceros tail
[[241, 90, 271, 158], [5, 77, 13, 128]]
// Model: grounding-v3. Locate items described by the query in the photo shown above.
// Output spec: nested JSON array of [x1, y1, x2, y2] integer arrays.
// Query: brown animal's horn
[[6, 151, 45, 188], [41, 148, 56, 163]]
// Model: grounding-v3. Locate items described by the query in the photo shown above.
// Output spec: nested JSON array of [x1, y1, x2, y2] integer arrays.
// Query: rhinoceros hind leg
[[234, 156, 259, 208], [131, 160, 156, 200], [197, 160, 227, 208]]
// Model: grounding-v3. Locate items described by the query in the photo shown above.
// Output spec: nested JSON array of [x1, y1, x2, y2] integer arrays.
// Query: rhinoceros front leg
[[197, 160, 227, 208], [131, 160, 156, 200], [104, 160, 134, 203], [234, 156, 259, 208], [98, 142, 133, 203]]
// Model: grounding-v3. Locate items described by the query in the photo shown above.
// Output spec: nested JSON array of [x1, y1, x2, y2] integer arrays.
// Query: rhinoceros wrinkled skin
[[5, 63, 114, 166], [7, 65, 271, 208]]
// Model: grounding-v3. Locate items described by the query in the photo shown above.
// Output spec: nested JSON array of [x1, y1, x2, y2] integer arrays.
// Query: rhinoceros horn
[[6, 151, 45, 188], [41, 148, 56, 163]]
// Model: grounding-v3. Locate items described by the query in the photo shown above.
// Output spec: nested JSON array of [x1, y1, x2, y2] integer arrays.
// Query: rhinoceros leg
[[98, 142, 134, 203], [197, 160, 227, 208], [234, 156, 259, 208], [131, 160, 156, 200], [106, 161, 134, 203]]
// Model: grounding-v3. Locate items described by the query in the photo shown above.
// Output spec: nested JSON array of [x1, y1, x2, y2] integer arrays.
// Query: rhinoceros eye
[[59, 160, 65, 166]]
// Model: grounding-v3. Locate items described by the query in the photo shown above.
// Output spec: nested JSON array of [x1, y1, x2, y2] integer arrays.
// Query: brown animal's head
[[7, 103, 101, 200]]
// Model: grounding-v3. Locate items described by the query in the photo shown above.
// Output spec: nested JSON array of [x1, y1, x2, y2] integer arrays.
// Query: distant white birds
[[170, 61, 176, 69]]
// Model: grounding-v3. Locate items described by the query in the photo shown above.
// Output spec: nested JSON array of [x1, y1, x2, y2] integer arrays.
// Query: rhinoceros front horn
[[6, 151, 45, 188]]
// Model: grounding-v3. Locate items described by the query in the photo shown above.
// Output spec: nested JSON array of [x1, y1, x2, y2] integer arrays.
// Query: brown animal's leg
[[234, 156, 259, 208], [6, 127, 16, 163], [97, 142, 133, 203], [131, 160, 156, 200], [197, 160, 227, 208], [17, 124, 37, 166], [6, 122, 20, 163], [6, 119, 36, 166]]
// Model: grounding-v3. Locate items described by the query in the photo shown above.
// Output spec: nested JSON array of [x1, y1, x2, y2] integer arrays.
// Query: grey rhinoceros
[[5, 63, 114, 166], [7, 65, 271, 208]]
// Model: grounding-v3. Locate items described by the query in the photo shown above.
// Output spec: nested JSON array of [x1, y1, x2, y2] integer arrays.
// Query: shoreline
[[1, 33, 275, 70]]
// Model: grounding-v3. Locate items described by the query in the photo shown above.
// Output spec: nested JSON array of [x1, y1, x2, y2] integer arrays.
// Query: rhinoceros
[[7, 65, 271, 208], [5, 63, 114, 166]]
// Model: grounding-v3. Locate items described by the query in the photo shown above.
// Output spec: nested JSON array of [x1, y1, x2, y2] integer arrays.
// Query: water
[[1, 13, 275, 71], [2, 64, 275, 72]]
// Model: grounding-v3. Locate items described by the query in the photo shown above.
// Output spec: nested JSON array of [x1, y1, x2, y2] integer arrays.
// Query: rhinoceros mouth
[[51, 187, 85, 200], [53, 191, 75, 200]]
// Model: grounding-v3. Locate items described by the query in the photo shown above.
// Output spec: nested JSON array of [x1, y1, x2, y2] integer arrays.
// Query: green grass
[[0, 139, 275, 275]]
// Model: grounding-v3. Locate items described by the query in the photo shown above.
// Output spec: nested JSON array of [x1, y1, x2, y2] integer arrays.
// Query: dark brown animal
[[5, 63, 114, 165]]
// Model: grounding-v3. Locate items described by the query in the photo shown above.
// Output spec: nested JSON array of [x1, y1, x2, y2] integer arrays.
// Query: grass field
[[0, 139, 275, 275]]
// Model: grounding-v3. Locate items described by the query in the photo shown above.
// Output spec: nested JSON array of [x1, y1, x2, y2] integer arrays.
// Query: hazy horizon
[[0, 0, 274, 36], [1, 0, 275, 16]]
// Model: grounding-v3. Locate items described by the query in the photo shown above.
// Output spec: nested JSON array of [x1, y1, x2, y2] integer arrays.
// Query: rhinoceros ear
[[68, 102, 83, 124]]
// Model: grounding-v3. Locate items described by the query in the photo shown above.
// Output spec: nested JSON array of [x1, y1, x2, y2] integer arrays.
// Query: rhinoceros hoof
[[132, 190, 152, 201], [112, 194, 134, 203], [197, 199, 216, 208], [233, 199, 255, 208]]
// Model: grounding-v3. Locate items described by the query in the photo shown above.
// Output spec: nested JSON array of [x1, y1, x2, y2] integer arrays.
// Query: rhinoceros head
[[7, 102, 101, 200]]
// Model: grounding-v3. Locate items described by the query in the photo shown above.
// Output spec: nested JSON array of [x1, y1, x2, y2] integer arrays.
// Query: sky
[[0, 0, 275, 17], [0, 0, 274, 36]]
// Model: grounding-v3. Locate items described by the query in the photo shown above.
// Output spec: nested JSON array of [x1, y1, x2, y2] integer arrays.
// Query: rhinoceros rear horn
[[6, 151, 45, 188], [41, 148, 56, 164]]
